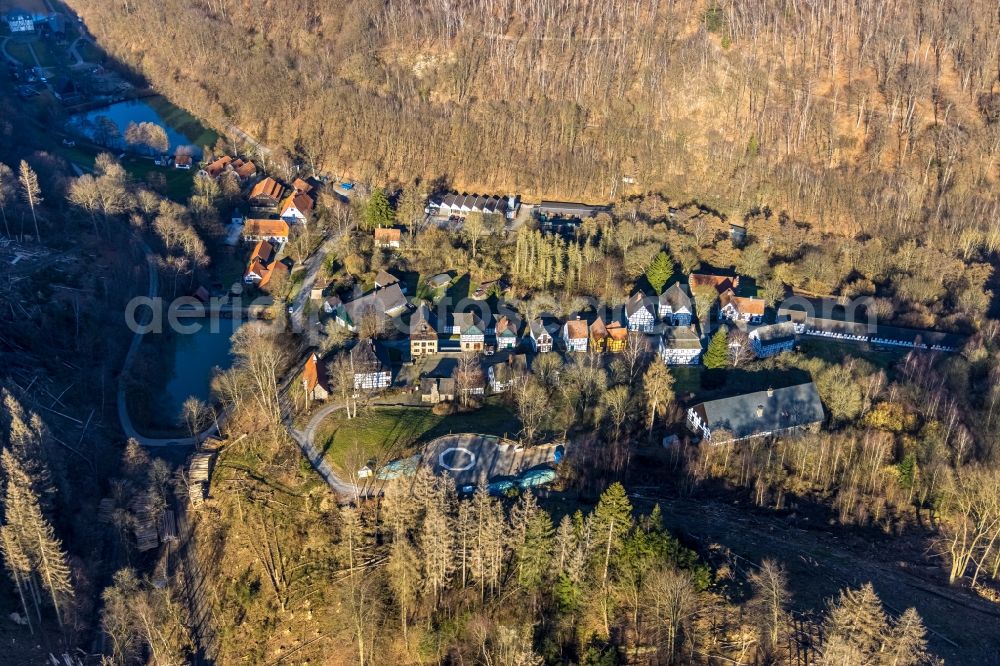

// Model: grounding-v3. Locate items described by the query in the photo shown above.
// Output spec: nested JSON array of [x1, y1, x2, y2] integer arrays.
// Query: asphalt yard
[[421, 434, 561, 487]]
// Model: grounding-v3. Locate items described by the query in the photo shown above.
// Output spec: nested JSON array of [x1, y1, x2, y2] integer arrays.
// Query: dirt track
[[631, 493, 1000, 665]]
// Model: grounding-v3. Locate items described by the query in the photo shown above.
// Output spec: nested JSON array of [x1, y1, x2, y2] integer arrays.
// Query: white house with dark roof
[[749, 322, 797, 358], [488, 354, 528, 393], [659, 326, 703, 365], [529, 319, 554, 353], [659, 283, 693, 326], [427, 193, 519, 220], [687, 383, 825, 444], [350, 339, 392, 390], [625, 293, 657, 333]]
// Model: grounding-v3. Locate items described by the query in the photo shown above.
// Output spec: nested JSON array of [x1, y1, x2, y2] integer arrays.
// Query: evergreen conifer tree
[[703, 326, 729, 369], [645, 250, 674, 293]]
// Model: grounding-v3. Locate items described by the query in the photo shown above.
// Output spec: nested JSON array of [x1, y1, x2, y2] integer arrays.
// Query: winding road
[[286, 402, 358, 497]]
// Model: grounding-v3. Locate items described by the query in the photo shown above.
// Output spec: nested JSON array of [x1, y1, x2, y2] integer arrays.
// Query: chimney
[[767, 387, 774, 398], [756, 404, 764, 418]]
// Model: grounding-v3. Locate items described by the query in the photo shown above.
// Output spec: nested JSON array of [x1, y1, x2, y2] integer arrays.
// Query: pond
[[67, 96, 212, 158], [156, 319, 243, 427]]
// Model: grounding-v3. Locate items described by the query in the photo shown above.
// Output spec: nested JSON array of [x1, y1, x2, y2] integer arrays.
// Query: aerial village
[[183, 150, 971, 495]]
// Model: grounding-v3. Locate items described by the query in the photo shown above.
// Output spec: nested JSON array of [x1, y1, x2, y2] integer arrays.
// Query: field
[[316, 402, 520, 472], [53, 143, 194, 202]]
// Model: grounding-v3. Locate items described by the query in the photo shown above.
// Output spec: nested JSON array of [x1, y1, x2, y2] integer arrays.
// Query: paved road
[[287, 402, 359, 497], [288, 232, 340, 336]]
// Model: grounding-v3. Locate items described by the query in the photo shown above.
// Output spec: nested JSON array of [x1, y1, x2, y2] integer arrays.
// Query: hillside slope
[[70, 0, 999, 240]]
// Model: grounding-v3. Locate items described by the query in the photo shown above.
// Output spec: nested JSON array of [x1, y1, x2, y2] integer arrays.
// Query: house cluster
[[5, 8, 64, 34], [426, 192, 521, 221], [227, 165, 318, 286]]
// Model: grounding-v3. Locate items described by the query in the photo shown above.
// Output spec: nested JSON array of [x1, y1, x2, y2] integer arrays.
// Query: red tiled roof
[[281, 192, 314, 216], [243, 219, 289, 238], [565, 319, 588, 340], [607, 321, 628, 340], [690, 274, 740, 293], [292, 177, 313, 194], [250, 177, 284, 201], [204, 155, 232, 178], [233, 160, 257, 178], [374, 227, 402, 242]]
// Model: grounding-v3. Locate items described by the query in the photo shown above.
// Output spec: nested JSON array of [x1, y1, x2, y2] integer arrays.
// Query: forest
[[0, 0, 998, 663], [68, 0, 1000, 245]]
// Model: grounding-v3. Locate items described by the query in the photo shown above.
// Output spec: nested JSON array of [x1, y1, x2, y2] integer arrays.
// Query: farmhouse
[[687, 383, 825, 444], [420, 377, 456, 404], [719, 289, 765, 324], [6, 10, 34, 33], [410, 303, 439, 357], [488, 354, 529, 393], [562, 317, 589, 353], [249, 177, 284, 208], [334, 283, 409, 332], [203, 155, 232, 179], [749, 322, 797, 358], [242, 241, 277, 287], [241, 219, 289, 243], [659, 283, 693, 326], [374, 227, 402, 248], [493, 314, 521, 350], [232, 159, 257, 181], [659, 326, 702, 365], [690, 273, 740, 294], [528, 319, 554, 353], [454, 312, 486, 351], [606, 321, 628, 353], [625, 293, 656, 333], [280, 191, 314, 224], [350, 340, 392, 390], [589, 316, 609, 353], [301, 353, 329, 401]]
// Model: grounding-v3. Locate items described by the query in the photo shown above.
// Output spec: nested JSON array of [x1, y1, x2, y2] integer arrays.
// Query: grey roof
[[350, 339, 390, 372], [661, 326, 702, 350], [693, 383, 825, 440], [410, 303, 437, 337], [454, 312, 484, 334], [430, 192, 510, 215], [529, 318, 553, 339], [751, 321, 797, 344], [374, 269, 399, 288], [659, 282, 692, 311], [776, 303, 965, 350], [421, 377, 454, 395], [340, 283, 408, 325], [625, 292, 654, 317], [427, 273, 452, 288], [536, 200, 608, 218], [491, 354, 529, 382]]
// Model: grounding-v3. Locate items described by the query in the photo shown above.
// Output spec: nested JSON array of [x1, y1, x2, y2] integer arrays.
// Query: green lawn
[[317, 403, 520, 472], [145, 95, 218, 147], [31, 39, 61, 67]]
